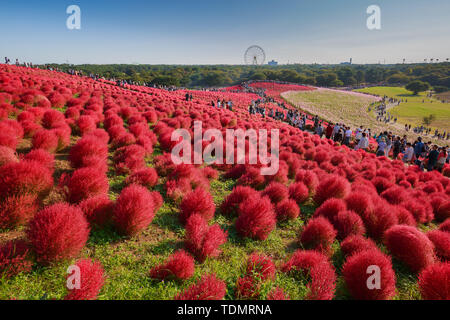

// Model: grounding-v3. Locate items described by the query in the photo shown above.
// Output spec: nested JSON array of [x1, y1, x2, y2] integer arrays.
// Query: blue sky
[[1, 0, 449, 65]]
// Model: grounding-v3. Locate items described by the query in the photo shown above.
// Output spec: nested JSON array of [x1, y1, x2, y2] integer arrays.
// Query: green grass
[[355, 86, 450, 132]]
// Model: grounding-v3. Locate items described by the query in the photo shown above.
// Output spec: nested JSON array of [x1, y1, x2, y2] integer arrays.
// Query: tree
[[422, 114, 435, 126], [406, 81, 430, 95]]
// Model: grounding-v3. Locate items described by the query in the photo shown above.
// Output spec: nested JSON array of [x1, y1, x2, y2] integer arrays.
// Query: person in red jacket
[[325, 123, 334, 139]]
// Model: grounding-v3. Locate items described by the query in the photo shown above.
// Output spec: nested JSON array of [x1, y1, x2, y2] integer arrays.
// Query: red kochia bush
[[32, 130, 59, 153], [23, 148, 54, 171], [174, 274, 226, 300], [185, 214, 227, 262], [345, 192, 374, 217], [246, 253, 276, 281], [69, 137, 108, 169], [267, 287, 290, 300], [314, 198, 347, 222], [333, 210, 366, 240], [342, 249, 396, 300], [429, 195, 450, 222], [78, 195, 114, 228], [0, 194, 38, 230], [179, 188, 215, 224], [67, 168, 109, 204], [427, 230, 450, 261], [149, 250, 195, 281], [340, 235, 378, 258], [236, 275, 260, 299], [288, 182, 309, 205], [64, 259, 105, 300], [235, 195, 276, 241], [313, 175, 350, 206], [0, 240, 33, 278], [275, 199, 300, 221], [440, 219, 450, 233], [220, 186, 258, 217], [113, 184, 155, 237], [125, 168, 158, 188], [418, 262, 450, 300], [281, 250, 336, 300], [300, 217, 337, 256], [27, 203, 90, 265], [0, 146, 18, 167], [363, 203, 398, 241], [0, 160, 53, 200], [384, 225, 436, 273], [261, 182, 289, 204]]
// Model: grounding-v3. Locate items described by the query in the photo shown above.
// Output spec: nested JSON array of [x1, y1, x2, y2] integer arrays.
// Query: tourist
[[426, 145, 439, 171], [403, 143, 414, 163]]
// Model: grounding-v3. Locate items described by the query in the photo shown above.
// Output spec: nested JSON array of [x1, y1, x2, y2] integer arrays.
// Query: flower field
[[0, 65, 449, 300]]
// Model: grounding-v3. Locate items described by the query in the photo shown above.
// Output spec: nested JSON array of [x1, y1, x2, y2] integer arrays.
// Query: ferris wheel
[[244, 45, 266, 65]]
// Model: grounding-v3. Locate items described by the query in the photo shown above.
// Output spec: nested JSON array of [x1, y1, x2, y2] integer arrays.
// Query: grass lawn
[[354, 86, 450, 133]]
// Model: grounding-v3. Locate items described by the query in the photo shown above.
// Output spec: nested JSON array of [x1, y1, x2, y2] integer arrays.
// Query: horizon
[[1, 0, 449, 65]]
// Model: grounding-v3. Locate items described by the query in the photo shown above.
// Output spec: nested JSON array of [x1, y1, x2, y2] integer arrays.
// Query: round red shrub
[[174, 274, 226, 300], [363, 203, 398, 241], [418, 262, 450, 300], [342, 249, 396, 300], [0, 240, 33, 278], [334, 210, 366, 240], [23, 148, 54, 171], [125, 168, 158, 188], [32, 129, 59, 153], [64, 259, 105, 300], [27, 203, 89, 265], [246, 252, 276, 281], [149, 250, 195, 281], [384, 225, 436, 273], [440, 219, 450, 233], [275, 199, 300, 221], [236, 275, 260, 299], [220, 186, 258, 217], [67, 168, 109, 204], [340, 235, 378, 258], [0, 160, 53, 199], [267, 287, 290, 300], [179, 188, 215, 224], [314, 198, 347, 222], [235, 195, 276, 241], [185, 214, 227, 262], [113, 184, 155, 237], [427, 230, 450, 261], [0, 146, 18, 167], [288, 182, 309, 205], [0, 194, 38, 230], [78, 195, 114, 228], [300, 217, 337, 255], [281, 250, 336, 300], [313, 175, 350, 206], [261, 182, 289, 205]]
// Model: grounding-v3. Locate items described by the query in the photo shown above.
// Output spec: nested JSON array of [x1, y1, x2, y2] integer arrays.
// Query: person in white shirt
[[355, 126, 363, 143], [343, 127, 352, 145], [355, 132, 369, 150], [403, 143, 414, 163]]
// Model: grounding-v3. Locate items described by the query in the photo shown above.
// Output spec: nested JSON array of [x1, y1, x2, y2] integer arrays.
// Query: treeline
[[43, 63, 450, 90]]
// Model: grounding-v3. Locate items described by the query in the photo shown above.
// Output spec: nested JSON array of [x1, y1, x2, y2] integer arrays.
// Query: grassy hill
[[354, 87, 450, 133]]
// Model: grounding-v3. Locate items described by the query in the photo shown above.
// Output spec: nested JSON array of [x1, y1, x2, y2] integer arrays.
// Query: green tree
[[422, 114, 435, 126], [406, 80, 430, 95]]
